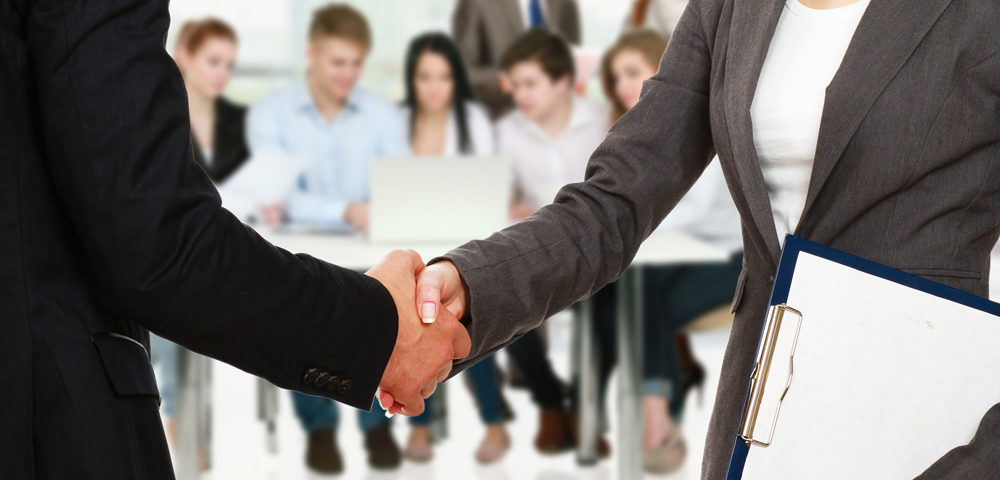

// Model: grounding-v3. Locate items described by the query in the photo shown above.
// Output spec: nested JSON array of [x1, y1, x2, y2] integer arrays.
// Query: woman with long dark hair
[[398, 32, 509, 464], [401, 32, 495, 157]]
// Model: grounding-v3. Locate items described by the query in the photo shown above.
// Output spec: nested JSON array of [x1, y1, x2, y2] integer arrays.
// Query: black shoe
[[305, 428, 343, 474], [365, 423, 402, 470]]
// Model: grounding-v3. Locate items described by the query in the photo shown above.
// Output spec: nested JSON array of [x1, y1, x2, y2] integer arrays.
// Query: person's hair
[[500, 28, 575, 84], [600, 29, 668, 121], [308, 3, 372, 51], [403, 32, 477, 154], [174, 17, 238, 55]]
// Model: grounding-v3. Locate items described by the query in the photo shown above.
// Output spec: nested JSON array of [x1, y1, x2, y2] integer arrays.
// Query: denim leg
[[358, 397, 391, 432], [409, 395, 434, 426], [506, 329, 566, 409], [150, 334, 178, 418], [643, 253, 745, 418], [466, 355, 504, 424], [291, 391, 339, 433]]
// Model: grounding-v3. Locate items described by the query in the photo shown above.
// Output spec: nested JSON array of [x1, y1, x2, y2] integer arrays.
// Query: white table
[[174, 230, 728, 479]]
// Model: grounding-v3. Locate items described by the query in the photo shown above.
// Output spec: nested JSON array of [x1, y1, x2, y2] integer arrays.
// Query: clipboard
[[726, 235, 1000, 479]]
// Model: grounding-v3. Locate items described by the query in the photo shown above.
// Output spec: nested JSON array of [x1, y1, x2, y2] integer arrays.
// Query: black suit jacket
[[1, 0, 399, 478], [192, 96, 250, 184]]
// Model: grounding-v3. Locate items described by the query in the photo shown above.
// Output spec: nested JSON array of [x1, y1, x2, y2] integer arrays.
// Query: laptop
[[369, 156, 511, 244]]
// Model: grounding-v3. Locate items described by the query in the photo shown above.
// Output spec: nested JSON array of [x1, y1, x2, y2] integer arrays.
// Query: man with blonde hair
[[247, 3, 408, 472]]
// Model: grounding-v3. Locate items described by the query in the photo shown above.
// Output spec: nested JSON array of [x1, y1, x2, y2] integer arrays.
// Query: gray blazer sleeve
[[917, 403, 1000, 478], [442, 2, 715, 372]]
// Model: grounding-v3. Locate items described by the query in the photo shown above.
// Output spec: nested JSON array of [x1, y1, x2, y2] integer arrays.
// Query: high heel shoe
[[683, 360, 707, 407], [643, 426, 687, 474], [675, 334, 707, 408]]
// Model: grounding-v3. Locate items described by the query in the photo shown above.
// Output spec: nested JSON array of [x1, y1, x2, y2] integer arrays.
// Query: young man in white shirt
[[497, 28, 610, 220], [494, 28, 613, 455], [245, 4, 407, 473]]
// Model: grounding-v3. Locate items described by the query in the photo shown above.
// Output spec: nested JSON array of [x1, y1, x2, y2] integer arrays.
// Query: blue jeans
[[410, 355, 504, 426], [150, 334, 177, 417], [291, 391, 388, 433]]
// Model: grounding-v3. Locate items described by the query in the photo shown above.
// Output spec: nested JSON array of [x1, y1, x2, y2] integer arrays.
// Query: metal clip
[[739, 303, 803, 447]]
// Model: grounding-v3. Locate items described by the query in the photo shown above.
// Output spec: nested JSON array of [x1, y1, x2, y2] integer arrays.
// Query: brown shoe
[[305, 428, 343, 474], [364, 423, 402, 470], [567, 410, 612, 458], [535, 408, 573, 454]]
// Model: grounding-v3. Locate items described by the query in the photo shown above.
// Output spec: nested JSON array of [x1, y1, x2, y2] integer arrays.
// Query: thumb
[[415, 265, 446, 324]]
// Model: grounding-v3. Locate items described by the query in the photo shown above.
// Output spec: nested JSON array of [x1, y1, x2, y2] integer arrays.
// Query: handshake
[[365, 250, 471, 417]]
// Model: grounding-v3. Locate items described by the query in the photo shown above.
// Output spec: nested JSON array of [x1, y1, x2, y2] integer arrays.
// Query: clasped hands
[[365, 250, 468, 416]]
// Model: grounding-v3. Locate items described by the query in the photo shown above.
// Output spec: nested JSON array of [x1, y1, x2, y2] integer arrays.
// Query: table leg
[[617, 267, 644, 480], [256, 378, 279, 454], [575, 298, 600, 465], [430, 382, 449, 442], [176, 350, 211, 479]]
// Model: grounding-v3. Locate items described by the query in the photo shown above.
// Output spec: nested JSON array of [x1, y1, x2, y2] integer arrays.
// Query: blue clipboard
[[725, 235, 1000, 479]]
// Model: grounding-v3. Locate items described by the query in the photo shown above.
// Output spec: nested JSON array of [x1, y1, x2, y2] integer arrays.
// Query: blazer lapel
[[797, 0, 954, 229], [500, 0, 525, 33], [723, 0, 785, 265], [544, 0, 560, 28]]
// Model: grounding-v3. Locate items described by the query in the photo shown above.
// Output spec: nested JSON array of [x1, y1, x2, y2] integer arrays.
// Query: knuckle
[[441, 346, 455, 363]]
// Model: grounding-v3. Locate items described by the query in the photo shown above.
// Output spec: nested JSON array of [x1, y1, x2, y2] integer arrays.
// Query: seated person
[[151, 16, 249, 451], [495, 28, 612, 456], [398, 32, 513, 464], [245, 3, 407, 474], [600, 29, 743, 474]]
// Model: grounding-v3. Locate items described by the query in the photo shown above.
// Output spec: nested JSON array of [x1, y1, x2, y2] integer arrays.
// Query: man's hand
[[367, 251, 471, 416], [259, 203, 285, 227], [345, 202, 370, 232], [508, 202, 536, 221]]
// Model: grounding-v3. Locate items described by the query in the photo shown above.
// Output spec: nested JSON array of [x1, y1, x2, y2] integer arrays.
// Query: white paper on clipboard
[[738, 251, 1000, 479]]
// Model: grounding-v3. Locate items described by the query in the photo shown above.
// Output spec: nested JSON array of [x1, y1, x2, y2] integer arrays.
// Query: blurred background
[[156, 1, 1000, 479], [166, 0, 628, 103]]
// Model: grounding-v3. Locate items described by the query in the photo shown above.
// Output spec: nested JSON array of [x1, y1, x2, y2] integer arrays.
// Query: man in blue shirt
[[246, 4, 407, 473], [248, 7, 407, 233]]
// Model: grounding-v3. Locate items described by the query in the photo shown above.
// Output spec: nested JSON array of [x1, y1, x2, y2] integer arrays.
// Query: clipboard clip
[[739, 303, 803, 447]]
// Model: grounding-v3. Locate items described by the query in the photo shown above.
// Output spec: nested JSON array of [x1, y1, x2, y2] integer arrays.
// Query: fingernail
[[385, 410, 394, 419], [421, 302, 437, 324]]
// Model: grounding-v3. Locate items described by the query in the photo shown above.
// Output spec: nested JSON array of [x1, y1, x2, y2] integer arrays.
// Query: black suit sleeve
[[24, 0, 397, 410]]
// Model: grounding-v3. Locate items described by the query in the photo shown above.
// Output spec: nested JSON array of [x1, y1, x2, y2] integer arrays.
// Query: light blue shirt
[[246, 82, 407, 230]]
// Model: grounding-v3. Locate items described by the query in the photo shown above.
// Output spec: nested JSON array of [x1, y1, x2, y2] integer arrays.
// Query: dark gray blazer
[[442, 0, 1000, 478]]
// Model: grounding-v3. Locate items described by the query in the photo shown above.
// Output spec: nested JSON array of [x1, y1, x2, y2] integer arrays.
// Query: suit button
[[302, 368, 320, 384], [314, 372, 332, 387], [336, 380, 353, 395], [324, 376, 341, 392]]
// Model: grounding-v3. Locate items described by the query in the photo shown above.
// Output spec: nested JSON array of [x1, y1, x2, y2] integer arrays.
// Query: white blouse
[[401, 101, 496, 156], [751, 0, 870, 242], [496, 97, 610, 209]]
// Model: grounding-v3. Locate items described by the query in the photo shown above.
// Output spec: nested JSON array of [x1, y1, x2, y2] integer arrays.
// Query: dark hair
[[175, 17, 238, 55], [309, 3, 371, 51], [601, 29, 668, 121], [500, 28, 575, 84], [403, 32, 477, 154]]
